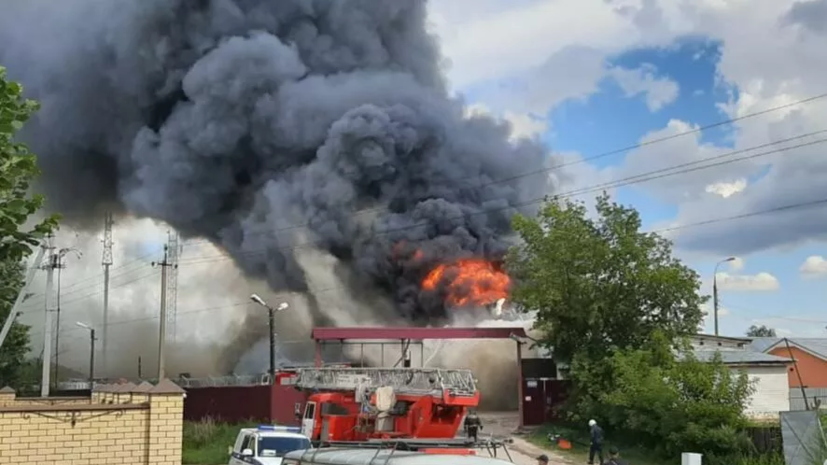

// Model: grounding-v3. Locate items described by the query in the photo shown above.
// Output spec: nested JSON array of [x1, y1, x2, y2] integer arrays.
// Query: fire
[[422, 258, 511, 307]]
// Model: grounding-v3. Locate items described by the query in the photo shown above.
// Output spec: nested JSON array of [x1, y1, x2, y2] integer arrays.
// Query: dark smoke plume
[[0, 0, 557, 323]]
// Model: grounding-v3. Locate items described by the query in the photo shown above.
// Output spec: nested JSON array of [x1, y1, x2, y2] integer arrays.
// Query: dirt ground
[[475, 412, 572, 465]]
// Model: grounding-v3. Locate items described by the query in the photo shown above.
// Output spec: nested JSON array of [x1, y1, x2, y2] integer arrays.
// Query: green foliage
[[0, 67, 58, 260], [508, 193, 706, 364], [0, 66, 59, 388], [570, 335, 755, 461], [508, 194, 763, 463], [746, 325, 777, 337], [0, 260, 31, 386], [182, 418, 258, 465]]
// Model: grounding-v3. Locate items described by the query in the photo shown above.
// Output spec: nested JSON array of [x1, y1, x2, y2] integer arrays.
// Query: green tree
[[746, 324, 776, 337], [0, 66, 59, 387], [573, 335, 754, 461], [507, 193, 706, 364]]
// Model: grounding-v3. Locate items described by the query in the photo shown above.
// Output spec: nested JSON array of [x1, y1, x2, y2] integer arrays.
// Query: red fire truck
[[289, 367, 480, 443]]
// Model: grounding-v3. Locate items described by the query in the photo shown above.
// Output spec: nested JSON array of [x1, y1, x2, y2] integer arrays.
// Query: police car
[[229, 425, 312, 465]]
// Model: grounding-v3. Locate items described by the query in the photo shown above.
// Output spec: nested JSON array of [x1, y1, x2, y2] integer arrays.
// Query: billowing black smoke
[[0, 0, 556, 322]]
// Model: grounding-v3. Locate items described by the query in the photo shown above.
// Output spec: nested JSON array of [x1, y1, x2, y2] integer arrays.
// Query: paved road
[[474, 412, 571, 465]]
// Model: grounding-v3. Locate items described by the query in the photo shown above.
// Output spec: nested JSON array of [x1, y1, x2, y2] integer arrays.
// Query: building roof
[[311, 327, 528, 341], [692, 349, 792, 366], [694, 333, 753, 343], [749, 337, 827, 361]]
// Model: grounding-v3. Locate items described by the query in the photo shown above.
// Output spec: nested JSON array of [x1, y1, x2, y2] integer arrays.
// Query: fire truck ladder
[[295, 367, 478, 397]]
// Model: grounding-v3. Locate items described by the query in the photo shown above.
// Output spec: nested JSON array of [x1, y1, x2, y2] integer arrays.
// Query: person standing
[[588, 419, 604, 465], [464, 410, 483, 441]]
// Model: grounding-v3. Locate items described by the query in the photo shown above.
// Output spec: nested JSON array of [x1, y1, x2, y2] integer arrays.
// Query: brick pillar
[[147, 379, 185, 465], [0, 386, 15, 407]]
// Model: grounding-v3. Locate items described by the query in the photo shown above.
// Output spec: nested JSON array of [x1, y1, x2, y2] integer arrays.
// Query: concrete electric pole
[[41, 241, 81, 395], [152, 242, 176, 380], [713, 257, 735, 336], [165, 231, 180, 343], [101, 213, 114, 377], [40, 237, 58, 397]]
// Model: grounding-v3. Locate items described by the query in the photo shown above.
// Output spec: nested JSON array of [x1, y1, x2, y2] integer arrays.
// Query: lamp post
[[713, 257, 736, 336], [250, 294, 289, 383], [76, 322, 96, 389]]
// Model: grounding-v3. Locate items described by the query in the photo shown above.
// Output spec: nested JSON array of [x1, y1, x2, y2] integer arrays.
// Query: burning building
[[0, 0, 556, 368]]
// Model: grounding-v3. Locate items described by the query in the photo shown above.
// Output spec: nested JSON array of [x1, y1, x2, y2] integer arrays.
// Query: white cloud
[[800, 255, 827, 277], [609, 64, 680, 111], [705, 179, 747, 198], [615, 1, 827, 256], [715, 272, 780, 292], [728, 257, 745, 272], [503, 111, 548, 140], [463, 104, 548, 140]]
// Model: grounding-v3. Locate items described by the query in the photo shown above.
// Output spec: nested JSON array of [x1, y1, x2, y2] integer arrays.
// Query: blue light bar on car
[[257, 425, 301, 433]]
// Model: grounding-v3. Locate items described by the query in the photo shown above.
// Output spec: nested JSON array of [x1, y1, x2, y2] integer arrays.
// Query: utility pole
[[47, 245, 80, 390], [713, 257, 735, 336], [101, 213, 114, 378], [40, 236, 57, 397], [165, 231, 180, 343], [152, 243, 176, 380], [53, 259, 65, 389]]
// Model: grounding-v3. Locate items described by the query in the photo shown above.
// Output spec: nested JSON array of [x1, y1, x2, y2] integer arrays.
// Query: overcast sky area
[[12, 0, 827, 375]]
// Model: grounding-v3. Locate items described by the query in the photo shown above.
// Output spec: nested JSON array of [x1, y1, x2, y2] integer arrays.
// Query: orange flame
[[421, 258, 510, 307]]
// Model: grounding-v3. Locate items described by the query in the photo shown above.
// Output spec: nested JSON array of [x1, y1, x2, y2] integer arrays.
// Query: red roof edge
[[311, 326, 528, 341]]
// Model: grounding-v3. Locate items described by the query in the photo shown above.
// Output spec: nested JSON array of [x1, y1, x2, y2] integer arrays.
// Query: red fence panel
[[184, 385, 273, 423], [183, 384, 309, 425]]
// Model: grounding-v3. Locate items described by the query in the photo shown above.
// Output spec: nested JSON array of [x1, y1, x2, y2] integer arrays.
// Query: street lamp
[[249, 295, 289, 383], [76, 322, 96, 389], [713, 257, 736, 336]]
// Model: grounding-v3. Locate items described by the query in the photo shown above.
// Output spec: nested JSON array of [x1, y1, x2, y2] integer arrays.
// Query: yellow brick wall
[[0, 380, 184, 465]]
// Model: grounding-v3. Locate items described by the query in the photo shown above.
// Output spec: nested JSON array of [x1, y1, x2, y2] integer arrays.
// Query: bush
[[568, 333, 755, 460], [182, 418, 257, 465]]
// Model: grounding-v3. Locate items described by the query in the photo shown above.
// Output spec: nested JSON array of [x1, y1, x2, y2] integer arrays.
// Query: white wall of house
[[737, 365, 790, 419]]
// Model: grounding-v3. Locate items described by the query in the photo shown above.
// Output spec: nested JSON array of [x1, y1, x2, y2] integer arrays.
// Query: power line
[[652, 196, 827, 234], [20, 111, 827, 305], [21, 92, 825, 303], [176, 134, 827, 266], [174, 91, 827, 248], [20, 133, 827, 309]]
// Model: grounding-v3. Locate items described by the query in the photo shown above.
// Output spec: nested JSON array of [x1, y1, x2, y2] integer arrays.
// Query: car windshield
[[258, 437, 311, 457]]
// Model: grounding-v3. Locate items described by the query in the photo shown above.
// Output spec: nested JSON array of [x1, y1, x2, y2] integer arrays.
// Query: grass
[[182, 417, 258, 465], [526, 423, 666, 465], [525, 423, 786, 465]]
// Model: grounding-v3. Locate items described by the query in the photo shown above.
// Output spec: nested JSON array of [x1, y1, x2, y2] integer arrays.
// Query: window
[[240, 434, 254, 454], [321, 402, 349, 415], [304, 402, 316, 420], [257, 437, 312, 458]]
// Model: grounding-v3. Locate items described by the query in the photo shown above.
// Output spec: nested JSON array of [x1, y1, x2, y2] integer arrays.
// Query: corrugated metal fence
[[789, 388, 827, 410]]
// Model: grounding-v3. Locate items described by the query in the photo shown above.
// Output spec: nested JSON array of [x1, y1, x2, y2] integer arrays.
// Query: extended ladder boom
[[296, 367, 477, 397]]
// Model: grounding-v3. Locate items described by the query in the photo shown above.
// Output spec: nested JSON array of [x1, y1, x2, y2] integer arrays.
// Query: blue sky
[[450, 27, 827, 338]]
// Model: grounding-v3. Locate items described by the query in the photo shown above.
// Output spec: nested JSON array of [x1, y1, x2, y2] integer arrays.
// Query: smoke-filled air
[[0, 0, 558, 398]]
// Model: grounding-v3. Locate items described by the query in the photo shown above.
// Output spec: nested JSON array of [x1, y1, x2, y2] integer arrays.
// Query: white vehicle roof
[[284, 448, 512, 465], [239, 429, 310, 440]]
